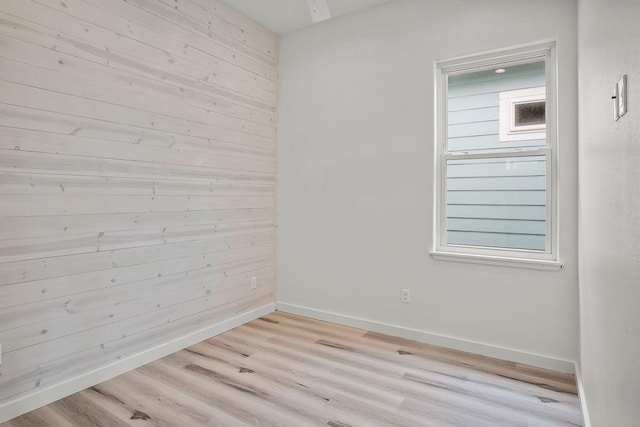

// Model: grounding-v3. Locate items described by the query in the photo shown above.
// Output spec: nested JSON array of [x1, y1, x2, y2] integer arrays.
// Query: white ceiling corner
[[221, 0, 397, 34]]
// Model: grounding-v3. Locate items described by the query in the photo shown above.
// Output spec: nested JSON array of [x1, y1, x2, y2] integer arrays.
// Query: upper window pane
[[447, 61, 546, 153]]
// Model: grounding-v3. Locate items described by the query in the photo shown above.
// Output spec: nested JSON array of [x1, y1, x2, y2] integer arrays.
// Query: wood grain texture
[[2, 312, 584, 426], [0, 0, 277, 407]]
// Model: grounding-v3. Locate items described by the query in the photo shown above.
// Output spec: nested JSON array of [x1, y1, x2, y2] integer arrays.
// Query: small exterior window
[[499, 87, 546, 142], [432, 42, 560, 269]]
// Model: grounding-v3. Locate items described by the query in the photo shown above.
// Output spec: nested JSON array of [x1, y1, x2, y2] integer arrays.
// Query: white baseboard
[[0, 303, 276, 424], [276, 302, 576, 374], [574, 363, 591, 427]]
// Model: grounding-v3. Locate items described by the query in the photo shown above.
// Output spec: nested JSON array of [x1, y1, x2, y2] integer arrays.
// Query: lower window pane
[[445, 155, 546, 251]]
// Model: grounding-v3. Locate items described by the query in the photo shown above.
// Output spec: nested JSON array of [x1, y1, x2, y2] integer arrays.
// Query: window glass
[[515, 102, 545, 126], [445, 156, 546, 251], [447, 61, 546, 153], [441, 57, 550, 254]]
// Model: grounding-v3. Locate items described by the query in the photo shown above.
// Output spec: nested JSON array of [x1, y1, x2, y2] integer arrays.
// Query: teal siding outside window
[[445, 62, 546, 251]]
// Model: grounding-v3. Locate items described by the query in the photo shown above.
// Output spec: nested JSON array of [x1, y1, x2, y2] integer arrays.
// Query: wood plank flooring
[[2, 311, 584, 426]]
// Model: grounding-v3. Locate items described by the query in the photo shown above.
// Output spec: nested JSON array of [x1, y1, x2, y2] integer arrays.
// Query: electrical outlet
[[251, 276, 257, 290], [401, 289, 410, 304]]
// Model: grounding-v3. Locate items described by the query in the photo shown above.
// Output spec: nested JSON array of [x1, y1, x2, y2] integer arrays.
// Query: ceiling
[[221, 0, 396, 34]]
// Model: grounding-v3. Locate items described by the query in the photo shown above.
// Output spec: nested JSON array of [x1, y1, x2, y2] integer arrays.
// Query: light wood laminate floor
[[3, 311, 584, 426]]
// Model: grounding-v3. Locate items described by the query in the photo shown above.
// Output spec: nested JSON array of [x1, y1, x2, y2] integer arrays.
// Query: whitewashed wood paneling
[[0, 0, 278, 406]]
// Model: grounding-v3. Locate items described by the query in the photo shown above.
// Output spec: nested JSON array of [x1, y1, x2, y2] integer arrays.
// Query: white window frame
[[499, 86, 546, 142], [431, 41, 562, 270]]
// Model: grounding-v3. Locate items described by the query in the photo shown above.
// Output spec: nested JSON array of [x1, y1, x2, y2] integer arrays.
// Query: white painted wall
[[278, 0, 579, 367], [578, 0, 640, 425]]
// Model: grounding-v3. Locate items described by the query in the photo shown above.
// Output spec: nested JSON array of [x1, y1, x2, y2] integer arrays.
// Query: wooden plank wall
[[0, 0, 278, 405]]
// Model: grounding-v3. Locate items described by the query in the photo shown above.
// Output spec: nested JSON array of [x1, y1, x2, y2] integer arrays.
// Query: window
[[499, 87, 546, 141], [432, 42, 561, 269]]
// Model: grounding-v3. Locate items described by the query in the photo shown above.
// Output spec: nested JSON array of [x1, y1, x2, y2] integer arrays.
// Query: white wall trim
[[0, 303, 276, 424], [430, 251, 564, 271], [277, 302, 576, 374], [575, 363, 592, 427]]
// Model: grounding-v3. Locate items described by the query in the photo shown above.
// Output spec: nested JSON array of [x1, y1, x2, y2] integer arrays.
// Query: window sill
[[429, 251, 564, 271]]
